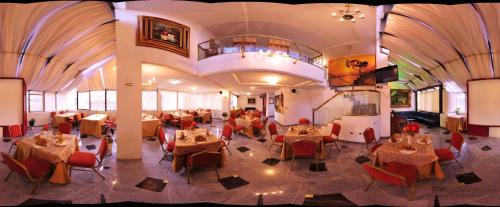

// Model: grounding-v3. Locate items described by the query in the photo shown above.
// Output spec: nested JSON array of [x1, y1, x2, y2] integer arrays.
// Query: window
[[90, 91, 105, 111], [448, 92, 466, 114], [142, 91, 157, 110], [28, 91, 44, 112], [230, 94, 238, 109], [66, 89, 77, 111], [106, 90, 116, 111], [77, 91, 90, 110], [417, 87, 439, 113], [178, 92, 223, 110], [45, 93, 56, 112], [161, 91, 177, 111]]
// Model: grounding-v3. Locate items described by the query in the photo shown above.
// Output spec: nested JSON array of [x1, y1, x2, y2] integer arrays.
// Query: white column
[[376, 5, 390, 138], [115, 9, 142, 160]]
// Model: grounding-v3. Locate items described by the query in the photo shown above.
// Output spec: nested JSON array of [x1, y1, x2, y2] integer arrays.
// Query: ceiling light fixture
[[263, 76, 280, 85], [169, 79, 181, 85], [250, 86, 256, 90], [331, 4, 365, 24], [190, 86, 198, 91], [246, 92, 251, 95]]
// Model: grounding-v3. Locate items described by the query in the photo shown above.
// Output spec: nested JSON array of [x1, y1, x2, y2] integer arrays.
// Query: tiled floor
[[1, 119, 500, 206]]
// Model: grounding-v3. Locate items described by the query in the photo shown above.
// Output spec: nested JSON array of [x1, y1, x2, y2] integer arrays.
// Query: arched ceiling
[[126, 0, 376, 61], [0, 1, 116, 92], [382, 3, 500, 92]]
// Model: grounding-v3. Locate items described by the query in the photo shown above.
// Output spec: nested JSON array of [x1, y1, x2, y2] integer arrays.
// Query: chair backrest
[[250, 118, 260, 125], [1, 152, 30, 179], [254, 111, 261, 119], [80, 112, 86, 118], [59, 111, 65, 114], [450, 132, 464, 152], [8, 124, 23, 137], [291, 140, 316, 156], [42, 125, 50, 131], [221, 124, 233, 140], [331, 123, 341, 137], [97, 137, 109, 162], [268, 122, 278, 137], [188, 150, 221, 168], [363, 127, 376, 144], [298, 118, 310, 125], [362, 163, 405, 186], [227, 118, 237, 127], [75, 113, 82, 122], [262, 117, 269, 126], [50, 112, 57, 118], [181, 120, 193, 129], [406, 122, 420, 133], [58, 122, 71, 134], [157, 126, 166, 145]]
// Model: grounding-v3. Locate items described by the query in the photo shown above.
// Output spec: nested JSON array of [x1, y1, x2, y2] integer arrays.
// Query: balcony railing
[[198, 34, 324, 68]]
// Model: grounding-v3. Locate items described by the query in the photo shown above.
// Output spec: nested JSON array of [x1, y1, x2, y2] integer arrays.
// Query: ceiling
[[126, 0, 377, 61]]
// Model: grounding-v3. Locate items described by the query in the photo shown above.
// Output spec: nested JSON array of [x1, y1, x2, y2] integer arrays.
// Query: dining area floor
[[1, 119, 500, 206]]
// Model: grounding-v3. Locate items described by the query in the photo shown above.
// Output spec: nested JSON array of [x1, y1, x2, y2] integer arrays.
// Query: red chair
[[363, 162, 418, 200], [228, 118, 245, 135], [434, 132, 464, 168], [298, 118, 310, 126], [290, 140, 319, 171], [68, 138, 108, 180], [50, 112, 57, 118], [323, 123, 341, 153], [403, 122, 420, 134], [1, 152, 52, 194], [180, 120, 195, 130], [363, 127, 381, 156], [59, 111, 65, 114], [42, 125, 50, 131], [8, 124, 23, 153], [58, 122, 71, 135], [267, 122, 284, 152], [170, 114, 180, 127], [220, 124, 233, 155], [185, 150, 221, 184], [251, 117, 268, 136], [80, 112, 86, 118], [157, 126, 174, 163], [253, 111, 262, 119]]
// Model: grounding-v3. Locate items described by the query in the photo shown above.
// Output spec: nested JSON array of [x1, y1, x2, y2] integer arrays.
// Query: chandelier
[[331, 4, 365, 23]]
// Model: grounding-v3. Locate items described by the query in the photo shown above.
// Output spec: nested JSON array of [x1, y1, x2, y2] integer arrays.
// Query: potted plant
[[222, 112, 228, 120], [28, 118, 36, 128]]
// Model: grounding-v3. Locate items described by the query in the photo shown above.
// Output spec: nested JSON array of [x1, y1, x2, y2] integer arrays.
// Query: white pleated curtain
[[0, 1, 115, 93]]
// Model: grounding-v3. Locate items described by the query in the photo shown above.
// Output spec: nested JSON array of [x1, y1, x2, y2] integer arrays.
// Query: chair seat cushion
[[322, 136, 335, 143], [68, 151, 96, 168], [275, 135, 285, 143], [383, 161, 418, 186], [167, 142, 175, 152], [21, 156, 52, 179], [434, 148, 455, 161], [370, 143, 383, 153], [236, 125, 245, 131], [252, 124, 264, 129]]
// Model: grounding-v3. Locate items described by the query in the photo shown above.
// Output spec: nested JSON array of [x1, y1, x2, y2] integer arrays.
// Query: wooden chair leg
[[93, 168, 105, 180], [159, 152, 168, 163], [30, 179, 43, 195], [268, 141, 275, 152], [315, 156, 319, 172], [4, 170, 13, 182], [407, 181, 416, 201], [187, 168, 191, 184], [364, 179, 375, 191], [290, 155, 295, 171], [214, 166, 220, 181], [455, 159, 463, 168], [8, 143, 15, 153]]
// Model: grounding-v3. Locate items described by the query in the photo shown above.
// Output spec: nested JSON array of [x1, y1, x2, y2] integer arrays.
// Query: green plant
[[28, 118, 36, 127], [222, 112, 228, 118]]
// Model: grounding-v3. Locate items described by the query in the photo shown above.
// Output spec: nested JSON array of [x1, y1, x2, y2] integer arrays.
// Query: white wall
[[237, 95, 263, 111], [274, 87, 313, 126], [267, 93, 275, 117]]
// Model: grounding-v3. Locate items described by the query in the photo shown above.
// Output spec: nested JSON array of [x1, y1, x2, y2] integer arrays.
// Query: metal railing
[[198, 34, 324, 68], [312, 89, 381, 126]]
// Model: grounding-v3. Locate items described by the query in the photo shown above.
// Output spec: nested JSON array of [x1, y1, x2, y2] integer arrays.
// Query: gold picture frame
[[137, 16, 190, 58], [390, 89, 411, 108]]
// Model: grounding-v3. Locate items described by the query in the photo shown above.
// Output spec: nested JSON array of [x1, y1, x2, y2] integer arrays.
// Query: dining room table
[[53, 113, 79, 127], [172, 128, 226, 172], [196, 110, 212, 123], [173, 112, 195, 122], [80, 114, 108, 138], [280, 125, 326, 160], [142, 114, 161, 138], [14, 132, 78, 184], [373, 133, 445, 180], [446, 115, 467, 133], [235, 115, 259, 138]]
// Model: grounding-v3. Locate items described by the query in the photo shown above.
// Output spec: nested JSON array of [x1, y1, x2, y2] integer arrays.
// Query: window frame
[[77, 91, 91, 110], [28, 91, 45, 112], [90, 90, 106, 111], [105, 89, 116, 111]]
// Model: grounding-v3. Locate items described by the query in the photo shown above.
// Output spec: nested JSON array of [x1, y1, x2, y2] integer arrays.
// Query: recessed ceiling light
[[152, 77, 156, 81], [112, 67, 116, 71], [169, 79, 181, 85], [263, 76, 280, 85], [250, 86, 256, 90], [246, 92, 251, 95], [191, 86, 197, 91]]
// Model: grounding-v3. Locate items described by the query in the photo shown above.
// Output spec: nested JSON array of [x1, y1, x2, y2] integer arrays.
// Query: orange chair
[[267, 122, 284, 152], [363, 162, 418, 200], [58, 122, 71, 135], [67, 138, 108, 180], [228, 118, 245, 135], [298, 118, 310, 126], [404, 122, 420, 134], [323, 123, 341, 152], [434, 132, 464, 168], [363, 127, 381, 156], [185, 150, 221, 184], [1, 153, 52, 194], [290, 140, 319, 171], [157, 126, 174, 163], [220, 124, 233, 155], [8, 124, 23, 153]]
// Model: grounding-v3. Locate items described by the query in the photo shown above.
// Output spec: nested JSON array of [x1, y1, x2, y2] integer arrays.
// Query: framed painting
[[328, 54, 376, 87], [390, 89, 411, 108], [137, 16, 190, 58], [274, 94, 284, 113], [269, 97, 274, 104], [248, 98, 256, 104]]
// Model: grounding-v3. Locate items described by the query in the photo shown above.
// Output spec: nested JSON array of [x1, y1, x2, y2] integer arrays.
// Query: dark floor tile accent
[[303, 193, 356, 206], [443, 131, 450, 135], [354, 155, 370, 164], [146, 137, 156, 141], [2, 138, 10, 142], [310, 163, 328, 172], [19, 198, 72, 205], [103, 166, 111, 170], [257, 138, 267, 143], [262, 158, 280, 166], [135, 177, 167, 192], [481, 145, 492, 151], [236, 146, 250, 153], [85, 145, 96, 150], [445, 139, 451, 143], [469, 136, 478, 141], [456, 172, 482, 185], [219, 176, 249, 190]]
